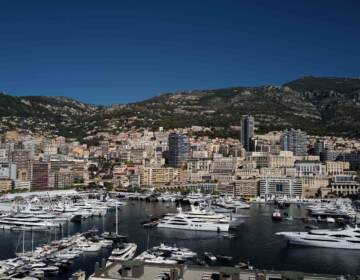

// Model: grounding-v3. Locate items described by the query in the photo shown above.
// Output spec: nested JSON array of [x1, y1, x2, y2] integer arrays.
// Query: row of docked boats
[[88, 243, 199, 279], [0, 229, 125, 279], [274, 199, 360, 250], [271, 198, 360, 223], [305, 199, 358, 219], [0, 197, 127, 231], [103, 242, 235, 271], [125, 191, 251, 208]]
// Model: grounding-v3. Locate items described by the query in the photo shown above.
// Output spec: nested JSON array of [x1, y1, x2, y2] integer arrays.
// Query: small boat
[[28, 269, 45, 278], [204, 252, 217, 262], [37, 265, 59, 275], [78, 242, 102, 252], [57, 252, 79, 260], [143, 220, 159, 228], [236, 261, 253, 269], [216, 255, 232, 261], [212, 207, 234, 214], [141, 218, 160, 228], [101, 232, 128, 242], [99, 239, 113, 247], [30, 262, 47, 269], [107, 243, 137, 266], [326, 217, 335, 223], [71, 270, 86, 279], [272, 209, 282, 221]]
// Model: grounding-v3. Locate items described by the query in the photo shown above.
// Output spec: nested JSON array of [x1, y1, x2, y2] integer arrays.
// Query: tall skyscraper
[[168, 133, 190, 168], [280, 129, 308, 156], [240, 115, 254, 151]]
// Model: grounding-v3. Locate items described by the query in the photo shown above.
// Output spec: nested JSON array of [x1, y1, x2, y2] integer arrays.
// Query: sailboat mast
[[115, 201, 118, 235], [31, 229, 34, 253], [147, 228, 150, 250], [102, 214, 105, 233], [22, 226, 25, 254]]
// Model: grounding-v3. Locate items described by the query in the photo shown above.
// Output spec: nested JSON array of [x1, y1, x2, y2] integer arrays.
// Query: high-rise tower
[[241, 115, 254, 151], [168, 133, 190, 168]]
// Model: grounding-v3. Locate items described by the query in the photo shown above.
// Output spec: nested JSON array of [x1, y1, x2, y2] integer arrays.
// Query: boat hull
[[286, 237, 360, 249], [157, 222, 229, 232], [277, 230, 360, 250]]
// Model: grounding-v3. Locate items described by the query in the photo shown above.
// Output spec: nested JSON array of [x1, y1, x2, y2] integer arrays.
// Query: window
[[331, 235, 351, 238], [302, 238, 339, 242], [308, 232, 328, 236]]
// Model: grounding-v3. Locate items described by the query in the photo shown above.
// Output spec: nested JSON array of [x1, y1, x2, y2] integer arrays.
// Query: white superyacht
[[157, 205, 230, 232], [276, 226, 360, 250], [106, 243, 137, 266]]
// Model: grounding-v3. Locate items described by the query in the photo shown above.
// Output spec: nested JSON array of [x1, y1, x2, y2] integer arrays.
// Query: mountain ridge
[[1, 76, 360, 139]]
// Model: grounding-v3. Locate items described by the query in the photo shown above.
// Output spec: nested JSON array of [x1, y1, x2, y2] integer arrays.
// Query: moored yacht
[[76, 241, 102, 252], [157, 205, 230, 232], [272, 209, 282, 221], [276, 226, 360, 249], [135, 243, 196, 264], [52, 203, 82, 221], [153, 243, 197, 259], [183, 193, 205, 204], [0, 214, 60, 230], [217, 197, 250, 209], [106, 243, 137, 266]]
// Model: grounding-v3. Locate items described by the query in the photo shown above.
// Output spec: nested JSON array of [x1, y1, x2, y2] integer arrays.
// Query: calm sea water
[[1, 201, 359, 279]]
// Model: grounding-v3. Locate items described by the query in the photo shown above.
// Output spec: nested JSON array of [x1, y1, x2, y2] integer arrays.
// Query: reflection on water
[[0, 202, 359, 279]]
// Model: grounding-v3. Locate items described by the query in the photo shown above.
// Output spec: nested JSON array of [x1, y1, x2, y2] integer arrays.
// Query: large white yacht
[[106, 243, 137, 266], [276, 226, 360, 249], [0, 214, 60, 230], [135, 243, 196, 264], [157, 205, 230, 232], [217, 197, 250, 209], [153, 243, 197, 259], [183, 193, 205, 204]]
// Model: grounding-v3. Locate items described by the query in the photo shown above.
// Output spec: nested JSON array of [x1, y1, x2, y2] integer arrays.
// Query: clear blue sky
[[0, 0, 359, 105]]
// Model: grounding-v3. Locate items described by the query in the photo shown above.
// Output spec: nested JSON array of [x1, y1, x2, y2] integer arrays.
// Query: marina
[[0, 192, 359, 278], [1, 2, 360, 279]]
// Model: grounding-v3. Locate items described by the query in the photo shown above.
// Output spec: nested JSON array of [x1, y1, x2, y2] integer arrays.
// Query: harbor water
[[0, 201, 359, 279]]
